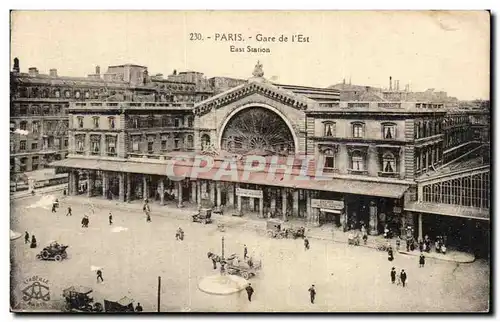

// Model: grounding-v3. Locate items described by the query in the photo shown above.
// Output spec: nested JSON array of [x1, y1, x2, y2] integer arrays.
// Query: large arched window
[[423, 185, 431, 202], [382, 152, 396, 173]]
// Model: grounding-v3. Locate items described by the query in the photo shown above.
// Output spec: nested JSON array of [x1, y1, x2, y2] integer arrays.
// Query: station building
[[51, 63, 490, 253]]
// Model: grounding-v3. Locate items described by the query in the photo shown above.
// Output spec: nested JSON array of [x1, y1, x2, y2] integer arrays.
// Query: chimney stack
[[49, 69, 58, 77], [389, 76, 392, 90], [28, 67, 39, 77], [13, 57, 20, 73], [96, 65, 100, 75], [396, 80, 400, 91]]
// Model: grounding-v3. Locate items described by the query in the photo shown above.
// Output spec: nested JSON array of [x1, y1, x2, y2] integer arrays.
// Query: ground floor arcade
[[63, 168, 410, 236]]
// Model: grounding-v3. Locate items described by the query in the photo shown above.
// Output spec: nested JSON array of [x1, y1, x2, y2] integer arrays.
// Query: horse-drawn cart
[[192, 208, 212, 224]]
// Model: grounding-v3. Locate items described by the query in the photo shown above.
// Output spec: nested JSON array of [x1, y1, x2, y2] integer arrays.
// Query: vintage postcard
[[9, 10, 490, 313]]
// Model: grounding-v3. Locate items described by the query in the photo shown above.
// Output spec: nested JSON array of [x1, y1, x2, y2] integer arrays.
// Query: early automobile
[[192, 208, 212, 224], [266, 219, 286, 238], [104, 296, 135, 312], [63, 286, 103, 312], [225, 254, 262, 280], [212, 205, 224, 216], [36, 241, 69, 261]]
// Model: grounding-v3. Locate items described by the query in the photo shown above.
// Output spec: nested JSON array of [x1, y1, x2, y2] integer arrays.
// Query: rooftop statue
[[252, 61, 264, 78]]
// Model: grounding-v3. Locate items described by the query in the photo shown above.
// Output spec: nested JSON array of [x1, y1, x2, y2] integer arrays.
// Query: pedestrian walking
[[244, 245, 248, 259], [304, 238, 310, 250], [30, 235, 37, 248], [212, 258, 217, 270], [176, 227, 184, 241], [400, 269, 407, 287], [390, 267, 396, 284], [388, 246, 394, 262], [245, 283, 254, 302], [96, 270, 104, 283], [146, 212, 151, 223], [109, 212, 113, 225], [51, 202, 57, 213], [24, 231, 29, 244], [66, 206, 72, 216], [419, 253, 425, 268], [135, 303, 143, 312], [308, 284, 316, 304], [406, 239, 410, 252]]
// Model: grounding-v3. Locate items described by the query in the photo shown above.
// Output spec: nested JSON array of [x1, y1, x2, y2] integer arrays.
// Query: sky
[[10, 11, 490, 100]]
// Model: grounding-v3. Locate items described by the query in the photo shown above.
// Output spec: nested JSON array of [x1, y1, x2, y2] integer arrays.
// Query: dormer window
[[323, 122, 335, 137], [352, 122, 365, 138]]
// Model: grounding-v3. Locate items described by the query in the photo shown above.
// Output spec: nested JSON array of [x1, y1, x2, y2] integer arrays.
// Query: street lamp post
[[220, 236, 226, 275]]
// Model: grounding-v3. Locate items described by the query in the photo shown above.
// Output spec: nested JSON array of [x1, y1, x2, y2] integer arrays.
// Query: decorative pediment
[[194, 81, 315, 117], [346, 144, 369, 155], [318, 143, 339, 153]]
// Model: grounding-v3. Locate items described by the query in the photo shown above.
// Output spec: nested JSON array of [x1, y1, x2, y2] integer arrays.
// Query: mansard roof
[[193, 79, 319, 116]]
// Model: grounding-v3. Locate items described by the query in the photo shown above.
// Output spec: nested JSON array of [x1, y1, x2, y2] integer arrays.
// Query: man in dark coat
[[51, 202, 57, 213], [66, 206, 72, 216], [388, 247, 394, 261], [308, 284, 316, 304], [390, 267, 396, 284], [304, 238, 310, 250], [419, 253, 425, 268], [109, 212, 113, 225], [400, 269, 407, 287], [244, 245, 248, 259], [96, 269, 104, 283], [245, 283, 254, 302], [30, 235, 37, 248], [135, 303, 143, 312], [24, 231, 29, 244]]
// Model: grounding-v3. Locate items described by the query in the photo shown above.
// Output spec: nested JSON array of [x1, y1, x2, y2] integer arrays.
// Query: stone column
[[68, 171, 75, 195], [126, 173, 131, 202], [259, 197, 264, 218], [342, 197, 348, 232], [282, 188, 287, 221], [197, 181, 202, 206], [202, 181, 208, 199], [191, 181, 197, 203], [306, 190, 312, 223], [270, 189, 276, 213], [418, 213, 423, 241], [177, 180, 184, 208], [369, 201, 378, 235], [209, 182, 215, 205], [102, 171, 108, 198], [142, 175, 148, 200], [293, 189, 299, 217], [118, 172, 125, 202], [74, 172, 79, 195], [216, 182, 222, 207], [87, 171, 95, 197], [228, 184, 235, 206], [158, 179, 165, 206]]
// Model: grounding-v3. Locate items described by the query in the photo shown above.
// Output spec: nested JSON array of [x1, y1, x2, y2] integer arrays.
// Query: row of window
[[14, 120, 68, 134], [321, 149, 398, 175], [445, 115, 470, 126], [75, 134, 117, 156], [415, 145, 442, 172], [17, 87, 109, 100], [422, 173, 490, 209], [15, 104, 65, 116], [322, 122, 397, 140], [444, 129, 474, 149], [414, 120, 443, 139], [130, 134, 194, 152], [76, 116, 115, 129], [127, 116, 193, 129], [15, 137, 68, 152]]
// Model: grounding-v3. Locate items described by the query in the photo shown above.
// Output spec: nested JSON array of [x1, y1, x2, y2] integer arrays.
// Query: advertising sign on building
[[235, 188, 263, 199], [311, 199, 344, 210]]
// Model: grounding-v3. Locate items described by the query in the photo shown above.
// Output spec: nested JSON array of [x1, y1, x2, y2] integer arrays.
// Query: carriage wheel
[[41, 250, 50, 260], [266, 231, 273, 238], [54, 254, 62, 262], [94, 302, 103, 312], [241, 271, 250, 280]]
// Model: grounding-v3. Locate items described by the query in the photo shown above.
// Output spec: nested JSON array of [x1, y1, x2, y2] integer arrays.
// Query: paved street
[[11, 193, 490, 312]]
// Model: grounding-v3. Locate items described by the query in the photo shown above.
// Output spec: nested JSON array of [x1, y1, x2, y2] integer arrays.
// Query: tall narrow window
[[324, 122, 335, 137], [90, 135, 100, 155], [187, 135, 194, 149], [108, 117, 115, 129], [382, 123, 396, 139], [351, 150, 364, 171], [382, 152, 396, 173], [161, 135, 168, 150], [92, 117, 100, 129], [131, 136, 140, 152], [323, 149, 336, 170], [76, 135, 85, 153], [77, 117, 84, 128], [106, 136, 116, 155], [352, 123, 364, 138]]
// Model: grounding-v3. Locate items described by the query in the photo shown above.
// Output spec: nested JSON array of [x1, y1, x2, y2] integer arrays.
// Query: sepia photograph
[[9, 10, 491, 313]]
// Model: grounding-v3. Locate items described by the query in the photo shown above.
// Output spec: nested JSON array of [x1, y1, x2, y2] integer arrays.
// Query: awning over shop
[[405, 202, 490, 221], [320, 208, 342, 214], [51, 158, 410, 199]]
